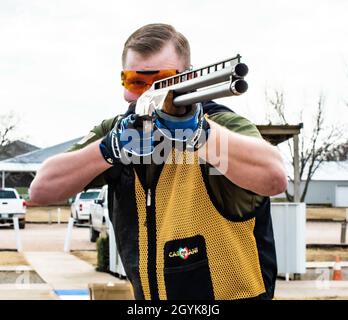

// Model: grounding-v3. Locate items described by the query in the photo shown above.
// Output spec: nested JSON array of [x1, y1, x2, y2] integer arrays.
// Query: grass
[[26, 206, 71, 223], [0, 251, 29, 266], [25, 205, 345, 223], [71, 250, 98, 267], [307, 247, 348, 262], [306, 207, 346, 220]]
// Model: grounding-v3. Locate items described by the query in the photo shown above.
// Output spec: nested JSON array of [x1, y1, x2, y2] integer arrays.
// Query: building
[[0, 138, 81, 189], [0, 140, 39, 160], [285, 160, 348, 207]]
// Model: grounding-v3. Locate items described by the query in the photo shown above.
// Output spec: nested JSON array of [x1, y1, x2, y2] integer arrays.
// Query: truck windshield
[[0, 190, 17, 199], [79, 192, 100, 200]]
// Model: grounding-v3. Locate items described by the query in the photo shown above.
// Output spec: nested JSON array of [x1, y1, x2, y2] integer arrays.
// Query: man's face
[[122, 42, 187, 102]]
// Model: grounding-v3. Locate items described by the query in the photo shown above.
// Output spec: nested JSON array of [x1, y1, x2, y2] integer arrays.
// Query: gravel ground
[[0, 223, 96, 252]]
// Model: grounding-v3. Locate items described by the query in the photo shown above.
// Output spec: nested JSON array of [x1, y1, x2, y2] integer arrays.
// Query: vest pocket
[[163, 235, 214, 300], [164, 259, 214, 300]]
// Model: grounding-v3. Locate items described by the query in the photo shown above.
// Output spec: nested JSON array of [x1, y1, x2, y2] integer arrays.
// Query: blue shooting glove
[[99, 112, 155, 165], [154, 103, 210, 151], [99, 103, 210, 165]]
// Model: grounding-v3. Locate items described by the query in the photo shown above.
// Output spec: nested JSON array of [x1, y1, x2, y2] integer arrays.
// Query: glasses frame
[[121, 69, 180, 95]]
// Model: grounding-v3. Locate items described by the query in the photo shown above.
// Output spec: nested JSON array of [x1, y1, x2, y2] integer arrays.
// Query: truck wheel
[[89, 217, 99, 243], [75, 212, 83, 225], [19, 220, 26, 229]]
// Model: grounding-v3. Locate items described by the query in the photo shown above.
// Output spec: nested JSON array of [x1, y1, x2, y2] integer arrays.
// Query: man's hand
[[99, 112, 155, 162], [154, 103, 210, 151], [100, 101, 210, 164]]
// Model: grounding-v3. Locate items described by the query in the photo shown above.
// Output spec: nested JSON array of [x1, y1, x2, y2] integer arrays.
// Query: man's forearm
[[203, 119, 288, 196], [29, 139, 112, 205]]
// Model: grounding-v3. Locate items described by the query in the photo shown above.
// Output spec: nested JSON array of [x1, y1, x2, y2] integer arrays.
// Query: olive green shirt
[[67, 111, 265, 218]]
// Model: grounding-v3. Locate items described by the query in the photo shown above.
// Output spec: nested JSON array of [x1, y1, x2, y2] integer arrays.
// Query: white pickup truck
[[70, 188, 101, 223], [89, 185, 109, 243], [89, 184, 126, 278], [0, 188, 26, 229]]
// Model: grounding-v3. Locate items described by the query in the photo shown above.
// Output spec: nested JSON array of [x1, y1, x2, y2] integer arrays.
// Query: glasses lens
[[121, 69, 178, 94]]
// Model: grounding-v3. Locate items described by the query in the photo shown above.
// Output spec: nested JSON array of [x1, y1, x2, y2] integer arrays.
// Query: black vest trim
[[253, 197, 277, 299], [146, 189, 159, 300], [133, 163, 165, 300], [104, 165, 145, 299]]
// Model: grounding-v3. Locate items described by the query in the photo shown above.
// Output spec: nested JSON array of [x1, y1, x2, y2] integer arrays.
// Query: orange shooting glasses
[[121, 69, 179, 95]]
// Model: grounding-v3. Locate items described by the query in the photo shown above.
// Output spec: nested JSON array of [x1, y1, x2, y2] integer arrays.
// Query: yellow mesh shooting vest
[[134, 149, 266, 300]]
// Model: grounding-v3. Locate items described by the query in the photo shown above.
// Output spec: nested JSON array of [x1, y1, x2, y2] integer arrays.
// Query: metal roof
[[310, 160, 348, 181], [285, 160, 348, 181], [0, 137, 82, 172], [0, 140, 40, 160]]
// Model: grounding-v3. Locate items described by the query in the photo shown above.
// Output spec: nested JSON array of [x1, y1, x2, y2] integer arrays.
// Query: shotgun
[[134, 54, 248, 131]]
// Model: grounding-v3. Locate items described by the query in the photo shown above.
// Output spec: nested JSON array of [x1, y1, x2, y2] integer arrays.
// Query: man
[[30, 23, 287, 300]]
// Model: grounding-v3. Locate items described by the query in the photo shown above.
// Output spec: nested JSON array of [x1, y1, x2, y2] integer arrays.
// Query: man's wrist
[[99, 126, 123, 165], [189, 115, 210, 151]]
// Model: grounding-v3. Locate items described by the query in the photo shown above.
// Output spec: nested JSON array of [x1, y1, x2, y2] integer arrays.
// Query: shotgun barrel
[[151, 55, 249, 107], [173, 79, 248, 106]]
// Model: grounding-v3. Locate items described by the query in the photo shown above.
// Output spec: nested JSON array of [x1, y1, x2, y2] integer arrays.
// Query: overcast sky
[[1, 0, 348, 148]]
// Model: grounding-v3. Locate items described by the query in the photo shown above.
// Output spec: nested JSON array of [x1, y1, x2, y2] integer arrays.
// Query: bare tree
[[0, 112, 19, 154], [325, 142, 348, 161], [266, 90, 345, 202]]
